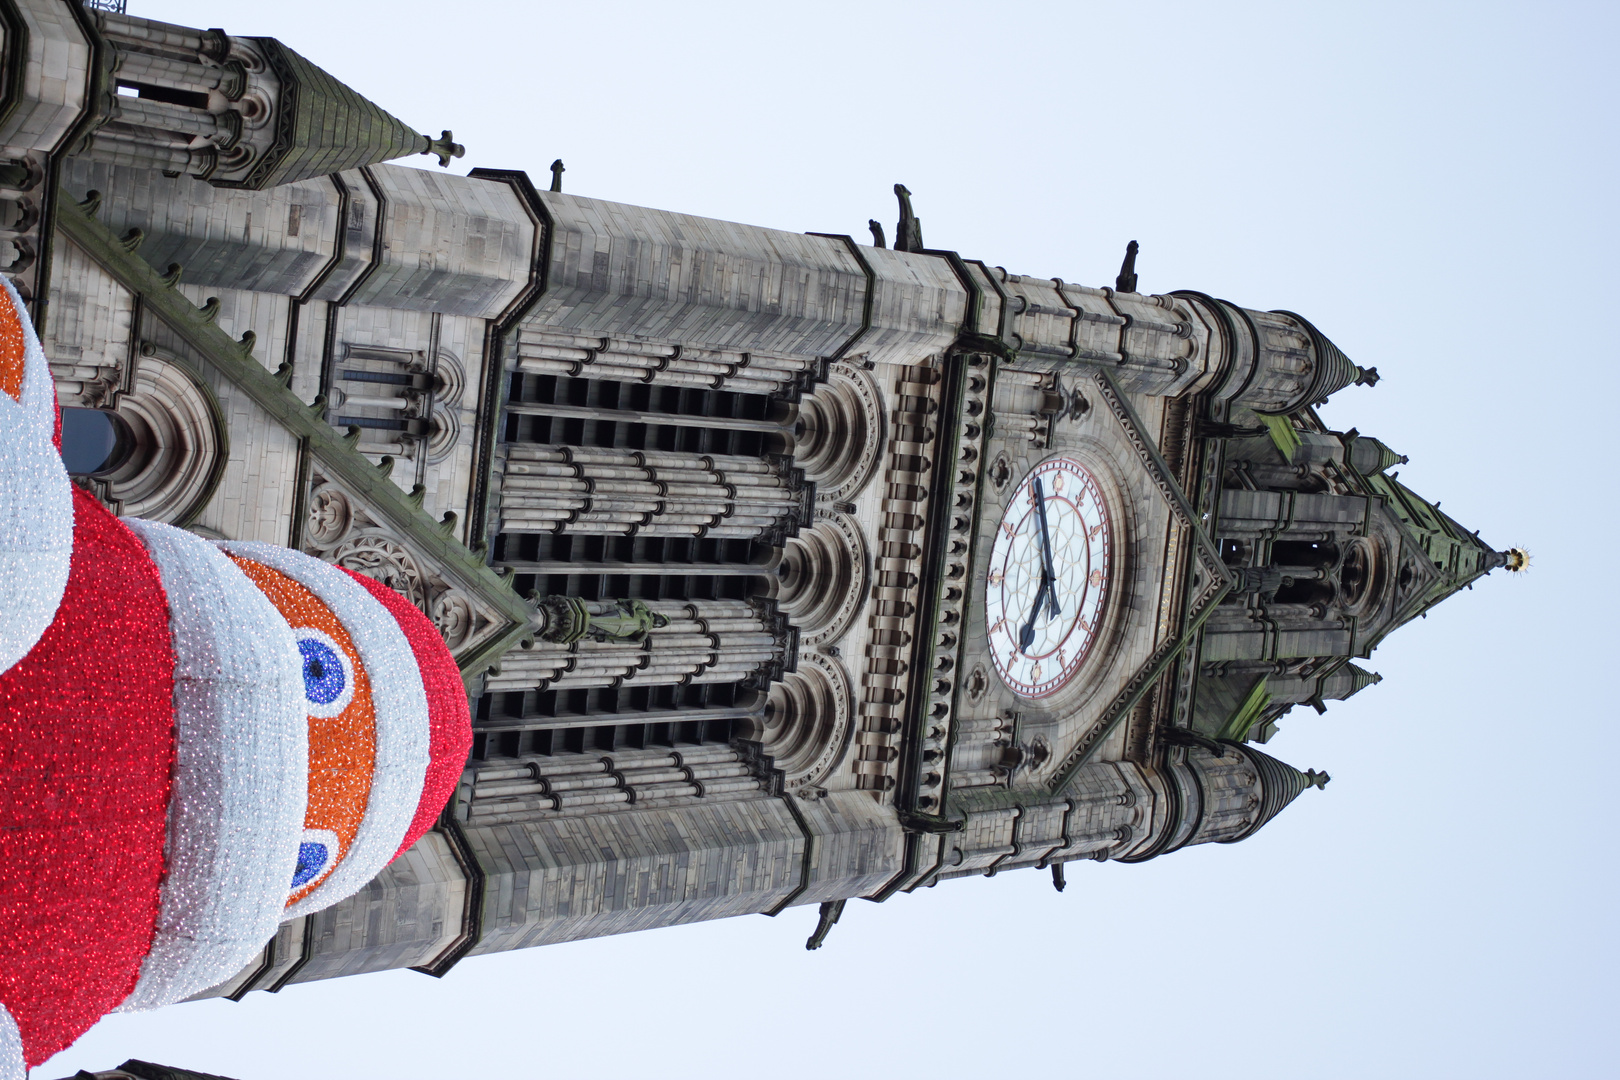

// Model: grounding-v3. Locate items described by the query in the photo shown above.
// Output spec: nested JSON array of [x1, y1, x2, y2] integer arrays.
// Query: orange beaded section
[[229, 556, 377, 906], [0, 287, 26, 404]]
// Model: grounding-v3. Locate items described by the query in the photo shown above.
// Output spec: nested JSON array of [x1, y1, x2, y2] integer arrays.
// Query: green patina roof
[[1257, 412, 1302, 462], [232, 39, 431, 189], [1366, 471, 1505, 635], [1217, 676, 1272, 742]]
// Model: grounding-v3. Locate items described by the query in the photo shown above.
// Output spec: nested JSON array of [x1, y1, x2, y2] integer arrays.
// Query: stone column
[[498, 446, 808, 543], [509, 328, 817, 396], [463, 744, 771, 825], [485, 597, 792, 697]]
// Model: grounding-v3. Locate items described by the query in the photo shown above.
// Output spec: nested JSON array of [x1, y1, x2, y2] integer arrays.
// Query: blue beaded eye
[[299, 638, 345, 704], [292, 843, 328, 888], [291, 828, 339, 892], [291, 628, 354, 717]]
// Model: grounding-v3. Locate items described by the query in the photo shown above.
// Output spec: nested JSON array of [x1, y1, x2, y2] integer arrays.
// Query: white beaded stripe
[[117, 520, 308, 1012], [0, 276, 71, 676], [0, 1000, 22, 1080], [218, 542, 429, 918], [0, 414, 71, 676]]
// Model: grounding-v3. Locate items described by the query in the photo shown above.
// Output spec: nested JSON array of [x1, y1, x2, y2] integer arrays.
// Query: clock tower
[[906, 279, 1516, 878], [0, 1, 1521, 997]]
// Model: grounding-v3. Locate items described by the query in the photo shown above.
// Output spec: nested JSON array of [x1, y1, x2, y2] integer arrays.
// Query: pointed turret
[[1344, 433, 1408, 476], [234, 39, 462, 189], [1322, 662, 1382, 702], [79, 12, 464, 190], [1220, 744, 1331, 845], [1363, 471, 1524, 638], [1270, 309, 1380, 411], [1180, 298, 1380, 416], [1125, 744, 1330, 861]]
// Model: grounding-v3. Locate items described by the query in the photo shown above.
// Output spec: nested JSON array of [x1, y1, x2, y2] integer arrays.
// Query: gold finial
[[1504, 547, 1531, 573]]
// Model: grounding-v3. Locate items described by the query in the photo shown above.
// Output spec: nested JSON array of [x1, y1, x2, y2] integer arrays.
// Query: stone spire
[[79, 12, 464, 190], [1345, 432, 1408, 476], [233, 38, 462, 189], [1326, 662, 1383, 702], [1272, 309, 1380, 411], [1219, 744, 1330, 845], [1125, 743, 1331, 860]]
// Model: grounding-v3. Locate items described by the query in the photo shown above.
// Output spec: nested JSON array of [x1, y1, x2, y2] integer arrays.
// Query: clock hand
[[1033, 476, 1061, 619], [1018, 573, 1051, 653]]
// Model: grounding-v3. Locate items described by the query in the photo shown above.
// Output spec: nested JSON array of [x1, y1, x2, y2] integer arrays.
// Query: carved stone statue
[[1115, 239, 1139, 292], [536, 596, 669, 645], [893, 184, 924, 253]]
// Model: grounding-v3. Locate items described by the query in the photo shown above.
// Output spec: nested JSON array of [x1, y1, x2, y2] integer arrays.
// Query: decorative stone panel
[[301, 466, 505, 657]]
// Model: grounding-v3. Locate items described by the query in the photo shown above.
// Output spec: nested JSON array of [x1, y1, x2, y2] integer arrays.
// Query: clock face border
[[984, 454, 1113, 700]]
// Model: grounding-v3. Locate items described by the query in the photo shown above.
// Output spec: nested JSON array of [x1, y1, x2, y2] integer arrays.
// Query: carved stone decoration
[[776, 511, 867, 645], [989, 452, 1012, 491], [433, 348, 466, 405], [425, 404, 461, 464], [966, 665, 989, 703], [795, 364, 884, 502], [431, 589, 474, 651], [305, 485, 354, 547], [302, 464, 511, 659], [496, 444, 809, 546], [741, 651, 852, 791], [1033, 368, 1237, 794], [426, 349, 465, 465], [0, 151, 54, 304], [330, 532, 428, 610]]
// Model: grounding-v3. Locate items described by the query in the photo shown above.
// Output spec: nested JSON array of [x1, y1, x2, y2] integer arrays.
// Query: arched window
[[72, 352, 228, 526], [60, 407, 134, 476]]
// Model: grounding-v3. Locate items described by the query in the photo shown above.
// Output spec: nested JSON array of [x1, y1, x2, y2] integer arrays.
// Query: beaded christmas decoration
[[226, 554, 381, 905], [340, 568, 472, 857], [0, 277, 71, 675], [0, 488, 175, 1070], [0, 280, 471, 1077], [218, 542, 429, 917], [117, 520, 308, 1012]]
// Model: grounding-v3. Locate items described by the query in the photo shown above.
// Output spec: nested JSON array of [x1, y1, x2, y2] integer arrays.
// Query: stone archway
[[741, 651, 852, 791], [98, 350, 227, 525], [794, 364, 884, 501]]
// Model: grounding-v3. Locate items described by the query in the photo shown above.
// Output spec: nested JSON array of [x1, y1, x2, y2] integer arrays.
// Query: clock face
[[985, 455, 1112, 699]]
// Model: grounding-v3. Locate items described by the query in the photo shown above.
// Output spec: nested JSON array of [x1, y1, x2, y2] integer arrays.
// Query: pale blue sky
[[45, 2, 1619, 1076]]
